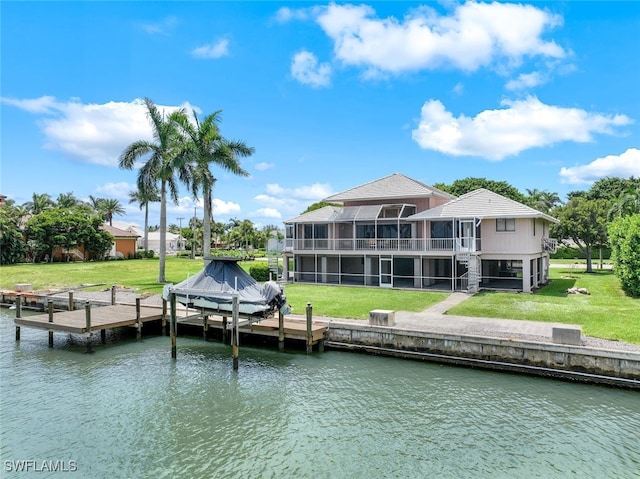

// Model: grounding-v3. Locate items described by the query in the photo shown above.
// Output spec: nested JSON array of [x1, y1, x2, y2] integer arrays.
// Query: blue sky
[[2, 1, 639, 230]]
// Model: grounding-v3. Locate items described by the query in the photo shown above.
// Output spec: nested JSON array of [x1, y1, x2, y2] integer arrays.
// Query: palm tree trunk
[[159, 180, 167, 283], [144, 203, 149, 251], [203, 186, 212, 258]]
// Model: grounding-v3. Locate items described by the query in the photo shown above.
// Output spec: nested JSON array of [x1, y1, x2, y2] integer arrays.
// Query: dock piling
[[48, 300, 54, 347], [85, 301, 93, 354], [222, 316, 228, 344], [135, 297, 142, 340], [111, 285, 116, 305], [15, 294, 21, 341], [306, 302, 313, 354], [161, 299, 167, 336], [232, 296, 239, 371], [202, 313, 209, 341], [170, 292, 177, 359], [68, 291, 74, 311], [278, 310, 285, 352]]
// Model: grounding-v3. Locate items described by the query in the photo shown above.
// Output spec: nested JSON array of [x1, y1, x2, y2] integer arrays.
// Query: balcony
[[285, 238, 456, 252]]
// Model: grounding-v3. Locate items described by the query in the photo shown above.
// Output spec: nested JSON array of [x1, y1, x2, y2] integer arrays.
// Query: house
[[283, 173, 558, 293], [101, 224, 140, 259], [146, 231, 185, 254]]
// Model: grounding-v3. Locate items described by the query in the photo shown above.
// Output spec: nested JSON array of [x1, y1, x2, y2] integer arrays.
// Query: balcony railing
[[542, 238, 558, 254], [285, 238, 458, 252]]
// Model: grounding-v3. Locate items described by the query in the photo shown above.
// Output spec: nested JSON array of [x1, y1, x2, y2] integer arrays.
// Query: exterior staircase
[[458, 251, 480, 293], [267, 250, 280, 280]]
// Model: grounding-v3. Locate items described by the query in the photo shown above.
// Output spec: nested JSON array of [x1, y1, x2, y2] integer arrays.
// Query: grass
[[448, 268, 640, 344], [1, 258, 638, 343], [0, 258, 448, 320]]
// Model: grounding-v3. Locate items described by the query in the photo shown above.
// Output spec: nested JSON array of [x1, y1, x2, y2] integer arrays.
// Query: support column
[[85, 301, 93, 354], [522, 257, 532, 293], [48, 300, 54, 347], [232, 296, 239, 371], [161, 299, 167, 336], [278, 309, 285, 352], [170, 292, 177, 359], [68, 291, 74, 311], [135, 297, 142, 340], [15, 294, 21, 341], [222, 316, 228, 344], [202, 313, 209, 341], [306, 302, 313, 354], [111, 285, 116, 305]]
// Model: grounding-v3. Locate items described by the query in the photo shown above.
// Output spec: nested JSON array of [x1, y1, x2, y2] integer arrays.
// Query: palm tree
[[525, 188, 561, 213], [608, 186, 640, 220], [56, 192, 80, 208], [173, 109, 253, 258], [101, 198, 125, 226], [23, 193, 54, 215], [119, 98, 192, 283], [128, 184, 160, 251]]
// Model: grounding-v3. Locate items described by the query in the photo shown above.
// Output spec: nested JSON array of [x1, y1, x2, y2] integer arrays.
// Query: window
[[496, 218, 515, 232]]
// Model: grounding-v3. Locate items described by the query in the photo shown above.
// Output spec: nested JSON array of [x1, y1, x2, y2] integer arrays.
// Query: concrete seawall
[[324, 322, 640, 389]]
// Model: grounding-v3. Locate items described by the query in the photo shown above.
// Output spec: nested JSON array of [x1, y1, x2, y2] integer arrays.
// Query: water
[[1, 310, 639, 479]]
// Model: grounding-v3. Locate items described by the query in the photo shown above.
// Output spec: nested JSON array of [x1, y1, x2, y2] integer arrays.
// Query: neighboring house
[[102, 224, 140, 259], [283, 173, 558, 293], [146, 231, 185, 254]]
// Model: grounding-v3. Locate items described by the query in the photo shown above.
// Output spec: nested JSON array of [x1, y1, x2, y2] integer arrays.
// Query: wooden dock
[[14, 304, 164, 334]]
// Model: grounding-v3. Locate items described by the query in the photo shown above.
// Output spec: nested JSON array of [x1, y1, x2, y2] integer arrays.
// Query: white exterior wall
[[481, 218, 546, 255]]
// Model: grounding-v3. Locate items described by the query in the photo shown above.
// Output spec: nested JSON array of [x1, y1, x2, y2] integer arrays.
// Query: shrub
[[608, 214, 640, 297], [249, 264, 281, 281]]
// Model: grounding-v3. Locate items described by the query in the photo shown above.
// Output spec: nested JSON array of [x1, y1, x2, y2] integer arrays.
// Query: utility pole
[[177, 217, 184, 251]]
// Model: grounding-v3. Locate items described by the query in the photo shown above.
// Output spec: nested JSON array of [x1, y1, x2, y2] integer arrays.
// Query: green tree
[[608, 185, 640, 220], [0, 205, 28, 264], [173, 109, 252, 258], [100, 198, 125, 226], [608, 214, 640, 297], [128, 184, 160, 251], [551, 197, 610, 273], [56, 192, 81, 209], [119, 98, 193, 282], [23, 208, 112, 262], [525, 188, 562, 213], [434, 177, 527, 203], [22, 193, 54, 215]]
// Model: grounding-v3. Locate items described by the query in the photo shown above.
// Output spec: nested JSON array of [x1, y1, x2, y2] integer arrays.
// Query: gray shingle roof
[[408, 188, 559, 223], [323, 173, 455, 203]]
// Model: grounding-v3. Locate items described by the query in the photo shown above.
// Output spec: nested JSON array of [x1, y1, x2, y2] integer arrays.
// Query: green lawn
[[448, 268, 640, 344], [1, 258, 638, 343]]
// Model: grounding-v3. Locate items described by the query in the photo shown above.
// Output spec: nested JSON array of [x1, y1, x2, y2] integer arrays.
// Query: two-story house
[[283, 173, 558, 293]]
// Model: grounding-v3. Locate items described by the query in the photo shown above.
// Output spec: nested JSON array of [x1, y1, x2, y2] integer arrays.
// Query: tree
[[22, 193, 54, 215], [173, 109, 252, 258], [302, 201, 340, 214], [608, 185, 640, 220], [608, 214, 640, 297], [100, 198, 125, 226], [119, 98, 193, 282], [23, 208, 112, 262], [434, 177, 527, 203], [128, 185, 160, 251], [551, 197, 609, 273], [525, 189, 562, 213], [56, 192, 81, 209], [0, 205, 28, 264]]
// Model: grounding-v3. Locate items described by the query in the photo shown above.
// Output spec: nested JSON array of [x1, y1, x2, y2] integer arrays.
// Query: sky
[[1, 1, 639, 231]]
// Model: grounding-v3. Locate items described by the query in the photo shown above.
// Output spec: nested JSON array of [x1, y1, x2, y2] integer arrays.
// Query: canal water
[[1, 310, 639, 479]]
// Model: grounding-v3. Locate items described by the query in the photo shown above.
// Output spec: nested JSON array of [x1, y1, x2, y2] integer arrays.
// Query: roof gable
[[323, 173, 455, 203], [101, 224, 140, 238], [408, 188, 559, 223]]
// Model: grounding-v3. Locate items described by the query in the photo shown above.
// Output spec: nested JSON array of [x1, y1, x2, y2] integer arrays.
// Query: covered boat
[[162, 257, 290, 317]]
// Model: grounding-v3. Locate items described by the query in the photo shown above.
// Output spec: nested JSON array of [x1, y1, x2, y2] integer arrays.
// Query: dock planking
[[14, 304, 164, 334]]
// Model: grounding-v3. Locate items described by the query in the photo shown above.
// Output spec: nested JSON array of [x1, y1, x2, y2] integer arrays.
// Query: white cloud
[[1, 96, 198, 167], [559, 148, 640, 184], [94, 182, 134, 199], [274, 6, 311, 23], [505, 71, 546, 90], [313, 2, 565, 76], [411, 96, 632, 160], [255, 182, 334, 220], [255, 162, 275, 171], [452, 82, 464, 96], [264, 182, 332, 200], [140, 16, 178, 35], [191, 38, 230, 59], [252, 208, 282, 219], [212, 198, 241, 216], [291, 50, 332, 87]]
